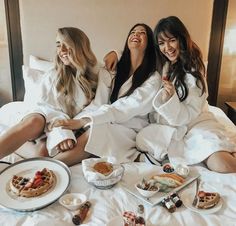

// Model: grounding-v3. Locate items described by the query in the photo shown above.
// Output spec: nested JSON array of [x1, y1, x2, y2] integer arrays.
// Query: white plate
[[121, 168, 200, 206], [181, 190, 223, 214], [0, 161, 11, 173], [0, 157, 71, 211]]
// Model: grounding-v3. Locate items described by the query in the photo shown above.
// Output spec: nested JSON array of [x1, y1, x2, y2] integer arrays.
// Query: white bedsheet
[[0, 160, 236, 226], [0, 102, 236, 226]]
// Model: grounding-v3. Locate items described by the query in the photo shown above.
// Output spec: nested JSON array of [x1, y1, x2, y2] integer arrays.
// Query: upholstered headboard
[[19, 0, 213, 64]]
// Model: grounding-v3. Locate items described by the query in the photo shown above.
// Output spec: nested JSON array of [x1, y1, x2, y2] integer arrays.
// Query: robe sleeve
[[81, 71, 161, 125], [153, 73, 207, 126]]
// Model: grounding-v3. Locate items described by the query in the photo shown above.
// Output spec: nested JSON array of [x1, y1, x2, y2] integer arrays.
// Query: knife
[[192, 177, 200, 206]]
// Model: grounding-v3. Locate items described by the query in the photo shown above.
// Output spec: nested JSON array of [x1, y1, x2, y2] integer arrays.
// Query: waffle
[[9, 168, 56, 198], [195, 191, 220, 209]]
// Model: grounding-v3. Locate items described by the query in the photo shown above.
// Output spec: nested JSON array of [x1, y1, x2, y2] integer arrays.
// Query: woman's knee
[[205, 151, 236, 173], [136, 127, 150, 150], [21, 114, 45, 135]]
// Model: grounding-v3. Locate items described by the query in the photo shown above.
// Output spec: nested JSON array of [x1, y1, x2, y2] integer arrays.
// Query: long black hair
[[154, 16, 206, 102], [110, 23, 156, 103]]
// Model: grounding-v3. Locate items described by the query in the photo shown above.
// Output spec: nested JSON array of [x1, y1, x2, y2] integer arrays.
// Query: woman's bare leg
[[54, 131, 92, 166], [0, 113, 45, 159], [37, 138, 49, 157], [205, 151, 236, 173]]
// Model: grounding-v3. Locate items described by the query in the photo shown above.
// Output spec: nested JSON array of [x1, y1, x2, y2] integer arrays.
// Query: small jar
[[161, 197, 176, 213], [170, 193, 182, 207]]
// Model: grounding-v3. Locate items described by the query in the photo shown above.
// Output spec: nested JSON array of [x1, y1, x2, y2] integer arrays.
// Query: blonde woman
[[0, 27, 111, 165]]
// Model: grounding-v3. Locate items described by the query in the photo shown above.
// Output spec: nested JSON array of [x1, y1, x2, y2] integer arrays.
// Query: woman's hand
[[161, 78, 175, 102], [56, 139, 75, 152], [52, 118, 91, 130], [103, 51, 118, 72]]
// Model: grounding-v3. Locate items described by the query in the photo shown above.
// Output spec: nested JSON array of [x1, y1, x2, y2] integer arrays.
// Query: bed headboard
[[19, 0, 213, 64]]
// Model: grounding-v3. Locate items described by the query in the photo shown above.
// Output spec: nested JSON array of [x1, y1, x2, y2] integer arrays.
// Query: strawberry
[[198, 191, 206, 197], [33, 178, 43, 188]]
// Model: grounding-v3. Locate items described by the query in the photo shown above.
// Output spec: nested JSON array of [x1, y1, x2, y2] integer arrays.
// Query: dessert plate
[[181, 190, 223, 214], [0, 157, 71, 211], [0, 161, 11, 173]]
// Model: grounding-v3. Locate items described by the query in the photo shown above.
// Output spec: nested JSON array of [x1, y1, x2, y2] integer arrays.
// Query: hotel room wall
[[19, 0, 213, 64], [0, 1, 12, 105]]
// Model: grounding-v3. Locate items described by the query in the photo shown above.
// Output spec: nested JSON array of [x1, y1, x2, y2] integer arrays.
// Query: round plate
[[181, 191, 223, 214], [0, 161, 11, 173], [0, 157, 71, 211]]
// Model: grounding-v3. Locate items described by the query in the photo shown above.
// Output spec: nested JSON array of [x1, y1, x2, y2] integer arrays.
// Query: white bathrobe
[[30, 66, 113, 156], [136, 73, 236, 166], [79, 71, 162, 163]]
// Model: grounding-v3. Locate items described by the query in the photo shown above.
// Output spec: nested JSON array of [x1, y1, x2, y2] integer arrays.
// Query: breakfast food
[[195, 191, 220, 209], [93, 161, 113, 176], [137, 178, 159, 191], [9, 168, 56, 197], [152, 173, 185, 188]]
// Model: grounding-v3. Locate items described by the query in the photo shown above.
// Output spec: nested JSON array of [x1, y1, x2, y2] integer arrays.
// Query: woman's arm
[[82, 71, 162, 125]]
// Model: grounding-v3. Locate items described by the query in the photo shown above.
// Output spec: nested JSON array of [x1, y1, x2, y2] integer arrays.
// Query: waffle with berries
[[195, 191, 220, 209], [9, 168, 56, 197]]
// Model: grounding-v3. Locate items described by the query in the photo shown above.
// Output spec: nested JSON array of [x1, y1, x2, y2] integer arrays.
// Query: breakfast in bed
[[9, 168, 56, 198]]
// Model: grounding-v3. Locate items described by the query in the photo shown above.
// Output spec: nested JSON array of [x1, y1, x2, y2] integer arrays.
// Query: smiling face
[[157, 32, 180, 64], [56, 34, 72, 66], [127, 25, 148, 52]]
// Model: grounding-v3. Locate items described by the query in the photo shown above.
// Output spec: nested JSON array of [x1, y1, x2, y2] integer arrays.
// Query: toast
[[93, 161, 113, 176]]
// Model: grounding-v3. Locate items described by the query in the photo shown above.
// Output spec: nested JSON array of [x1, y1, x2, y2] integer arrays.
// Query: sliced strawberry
[[35, 171, 42, 176], [198, 191, 206, 197], [35, 174, 42, 180], [33, 178, 43, 188]]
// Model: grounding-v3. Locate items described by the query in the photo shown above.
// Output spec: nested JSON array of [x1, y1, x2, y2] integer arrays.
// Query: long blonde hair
[[55, 27, 98, 117]]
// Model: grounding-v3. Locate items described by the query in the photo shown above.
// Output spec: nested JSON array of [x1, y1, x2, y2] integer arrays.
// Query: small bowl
[[59, 193, 87, 211], [175, 164, 190, 178], [162, 163, 175, 173], [135, 183, 159, 198]]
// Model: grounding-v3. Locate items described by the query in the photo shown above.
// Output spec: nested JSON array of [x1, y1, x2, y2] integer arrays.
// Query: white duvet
[[0, 102, 236, 226]]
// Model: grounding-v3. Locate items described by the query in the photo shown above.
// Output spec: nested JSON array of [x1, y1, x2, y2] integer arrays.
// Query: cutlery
[[192, 177, 200, 206]]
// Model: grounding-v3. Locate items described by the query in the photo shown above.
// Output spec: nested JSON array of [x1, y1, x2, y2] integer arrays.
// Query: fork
[[192, 177, 200, 206]]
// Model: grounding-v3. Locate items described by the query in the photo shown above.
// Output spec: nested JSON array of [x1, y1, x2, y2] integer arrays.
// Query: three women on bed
[[0, 24, 162, 166], [0, 27, 112, 165], [105, 16, 236, 173]]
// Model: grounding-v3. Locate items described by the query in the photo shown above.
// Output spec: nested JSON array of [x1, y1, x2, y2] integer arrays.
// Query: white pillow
[[22, 65, 44, 105], [29, 55, 54, 72]]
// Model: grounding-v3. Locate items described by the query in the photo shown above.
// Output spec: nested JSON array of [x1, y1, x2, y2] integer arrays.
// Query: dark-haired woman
[[136, 16, 236, 173], [53, 23, 162, 164]]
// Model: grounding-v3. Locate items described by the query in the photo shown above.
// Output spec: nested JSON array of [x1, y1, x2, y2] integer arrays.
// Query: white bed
[[0, 99, 236, 226], [1, 0, 236, 225]]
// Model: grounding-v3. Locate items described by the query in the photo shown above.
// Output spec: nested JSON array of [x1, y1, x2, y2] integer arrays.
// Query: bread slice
[[93, 162, 113, 176], [195, 191, 220, 209], [151, 173, 185, 188]]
